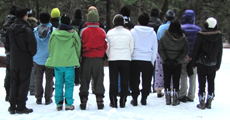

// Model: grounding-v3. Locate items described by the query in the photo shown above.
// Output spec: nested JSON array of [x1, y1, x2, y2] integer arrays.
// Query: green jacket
[[158, 30, 189, 63], [45, 28, 81, 68]]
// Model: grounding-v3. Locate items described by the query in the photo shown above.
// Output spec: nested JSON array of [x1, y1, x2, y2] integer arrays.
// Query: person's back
[[148, 8, 163, 32], [72, 8, 83, 30]]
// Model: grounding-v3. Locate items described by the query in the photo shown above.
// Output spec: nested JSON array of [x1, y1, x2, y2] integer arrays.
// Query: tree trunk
[[106, 0, 111, 32], [160, 0, 168, 22]]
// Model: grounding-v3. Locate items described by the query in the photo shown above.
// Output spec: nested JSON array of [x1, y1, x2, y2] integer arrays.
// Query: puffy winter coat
[[148, 16, 163, 32], [106, 26, 134, 61], [181, 10, 201, 57]]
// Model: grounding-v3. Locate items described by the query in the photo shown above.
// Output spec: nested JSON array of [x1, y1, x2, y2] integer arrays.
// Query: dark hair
[[168, 19, 183, 36], [113, 15, 125, 27], [10, 6, 17, 15], [74, 8, 82, 19], [120, 6, 130, 17], [15, 7, 27, 18], [204, 22, 217, 31], [40, 12, 51, 23], [150, 8, 160, 17], [138, 13, 149, 26]]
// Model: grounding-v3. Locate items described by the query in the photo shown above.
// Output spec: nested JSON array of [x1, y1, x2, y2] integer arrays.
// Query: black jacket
[[191, 30, 223, 70], [5, 18, 37, 69], [124, 18, 135, 30], [72, 18, 83, 30], [148, 16, 163, 32], [50, 18, 59, 28], [0, 14, 16, 55]]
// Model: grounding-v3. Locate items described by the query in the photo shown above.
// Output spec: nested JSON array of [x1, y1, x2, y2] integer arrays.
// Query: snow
[[0, 49, 229, 120]]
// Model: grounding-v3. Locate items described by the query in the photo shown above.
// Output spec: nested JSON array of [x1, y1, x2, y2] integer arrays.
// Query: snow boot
[[109, 96, 117, 108], [120, 96, 127, 108], [157, 87, 164, 98], [96, 95, 104, 110], [206, 93, 214, 109], [130, 96, 138, 106], [56, 105, 63, 111], [80, 96, 88, 110], [165, 89, 171, 105], [8, 104, 16, 114], [16, 107, 33, 114], [172, 89, 180, 106], [141, 97, 147, 105], [65, 105, 75, 110], [197, 92, 206, 110]]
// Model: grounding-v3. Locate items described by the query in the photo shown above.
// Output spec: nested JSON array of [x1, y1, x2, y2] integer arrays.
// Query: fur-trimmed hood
[[198, 30, 221, 42], [164, 30, 186, 42]]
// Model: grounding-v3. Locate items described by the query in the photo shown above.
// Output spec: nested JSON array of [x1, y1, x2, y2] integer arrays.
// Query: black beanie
[[166, 10, 175, 21], [168, 19, 183, 35], [10, 6, 17, 15], [120, 6, 130, 17], [151, 8, 160, 17], [60, 14, 71, 25], [74, 8, 82, 19], [138, 13, 149, 26], [15, 8, 27, 18], [40, 12, 51, 23]]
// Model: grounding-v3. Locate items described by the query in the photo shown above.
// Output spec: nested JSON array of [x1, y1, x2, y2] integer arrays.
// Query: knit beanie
[[51, 8, 60, 18], [9, 6, 17, 15], [60, 14, 71, 25], [206, 17, 217, 28], [88, 6, 97, 12], [15, 8, 27, 19], [138, 13, 149, 26], [150, 8, 160, 17], [120, 6, 130, 17], [40, 12, 51, 23], [166, 10, 175, 21], [87, 10, 99, 22], [74, 8, 82, 19]]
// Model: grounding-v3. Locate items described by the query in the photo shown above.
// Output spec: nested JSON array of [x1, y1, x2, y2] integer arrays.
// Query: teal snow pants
[[54, 67, 75, 106]]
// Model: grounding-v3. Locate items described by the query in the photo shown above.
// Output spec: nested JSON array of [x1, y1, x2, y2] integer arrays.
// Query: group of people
[[0, 4, 222, 115]]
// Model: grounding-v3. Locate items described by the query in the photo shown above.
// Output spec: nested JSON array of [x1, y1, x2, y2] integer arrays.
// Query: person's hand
[[184, 55, 189, 61]]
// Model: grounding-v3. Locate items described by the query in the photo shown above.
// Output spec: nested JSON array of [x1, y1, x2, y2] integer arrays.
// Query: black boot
[[165, 89, 171, 105], [141, 97, 147, 105], [16, 107, 33, 114], [206, 93, 214, 109], [130, 96, 138, 106], [197, 92, 206, 110], [120, 96, 127, 108], [96, 95, 104, 110], [80, 96, 88, 110], [109, 96, 117, 108], [5, 87, 10, 102], [172, 90, 180, 106], [8, 104, 16, 115]]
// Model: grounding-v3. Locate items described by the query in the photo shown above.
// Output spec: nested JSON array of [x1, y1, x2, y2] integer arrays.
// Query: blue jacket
[[181, 10, 201, 57], [157, 21, 171, 40], [33, 23, 55, 65]]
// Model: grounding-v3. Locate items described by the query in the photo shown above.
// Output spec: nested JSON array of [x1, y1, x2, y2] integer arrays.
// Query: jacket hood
[[51, 28, 76, 41], [9, 18, 32, 34], [148, 17, 162, 26], [34, 23, 52, 41], [181, 10, 195, 24], [133, 25, 154, 36], [165, 30, 186, 42], [198, 30, 221, 42]]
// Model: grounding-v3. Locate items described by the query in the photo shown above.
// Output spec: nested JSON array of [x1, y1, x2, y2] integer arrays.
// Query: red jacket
[[80, 22, 107, 58]]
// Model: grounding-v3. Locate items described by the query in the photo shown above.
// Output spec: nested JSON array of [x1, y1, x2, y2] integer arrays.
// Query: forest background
[[0, 0, 230, 43]]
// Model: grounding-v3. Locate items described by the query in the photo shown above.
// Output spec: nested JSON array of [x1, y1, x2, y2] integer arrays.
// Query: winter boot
[[65, 105, 75, 110], [197, 92, 206, 110], [130, 96, 138, 106], [16, 107, 33, 114], [29, 87, 35, 96], [120, 96, 127, 108], [165, 89, 171, 105], [206, 93, 214, 109], [96, 95, 104, 110], [8, 103, 16, 115], [141, 97, 147, 105], [5, 87, 10, 102], [80, 96, 88, 110], [157, 87, 164, 98], [109, 96, 117, 108], [172, 89, 180, 106]]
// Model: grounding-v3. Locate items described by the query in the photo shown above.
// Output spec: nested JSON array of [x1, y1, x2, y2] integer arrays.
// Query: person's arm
[[176, 37, 189, 62], [27, 28, 37, 56], [191, 33, 202, 67], [216, 36, 223, 71], [151, 32, 158, 66], [158, 34, 167, 61]]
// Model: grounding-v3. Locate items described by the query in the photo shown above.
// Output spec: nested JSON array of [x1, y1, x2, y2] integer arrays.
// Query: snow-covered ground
[[0, 48, 229, 120]]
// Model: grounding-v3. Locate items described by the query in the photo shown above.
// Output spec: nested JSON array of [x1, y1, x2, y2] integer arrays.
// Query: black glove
[[187, 61, 194, 76]]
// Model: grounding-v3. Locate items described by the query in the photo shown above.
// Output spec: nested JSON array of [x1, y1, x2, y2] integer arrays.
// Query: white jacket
[[130, 25, 158, 65], [106, 26, 134, 61]]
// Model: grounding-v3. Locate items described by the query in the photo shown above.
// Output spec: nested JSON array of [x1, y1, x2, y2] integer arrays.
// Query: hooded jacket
[[33, 23, 55, 65], [5, 18, 37, 69], [148, 16, 163, 32], [158, 30, 189, 63], [130, 25, 158, 65], [157, 21, 171, 40], [106, 26, 134, 61], [181, 10, 201, 57], [191, 30, 222, 70], [45, 27, 81, 68]]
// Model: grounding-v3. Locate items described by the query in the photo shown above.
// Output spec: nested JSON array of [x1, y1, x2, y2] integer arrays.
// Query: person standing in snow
[[147, 7, 163, 94], [0, 6, 17, 102], [191, 17, 222, 109], [5, 7, 37, 114], [106, 14, 134, 108], [178, 10, 201, 103], [33, 12, 55, 105], [129, 13, 157, 106], [45, 14, 81, 111], [158, 19, 189, 106], [79, 10, 107, 110]]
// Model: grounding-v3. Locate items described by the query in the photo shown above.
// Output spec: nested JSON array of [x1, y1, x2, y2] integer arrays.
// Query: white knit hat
[[206, 17, 217, 28]]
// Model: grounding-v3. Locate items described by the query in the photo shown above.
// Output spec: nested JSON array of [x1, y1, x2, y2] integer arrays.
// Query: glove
[[187, 61, 194, 76]]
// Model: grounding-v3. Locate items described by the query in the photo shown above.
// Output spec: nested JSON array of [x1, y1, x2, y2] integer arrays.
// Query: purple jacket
[[181, 10, 201, 57]]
